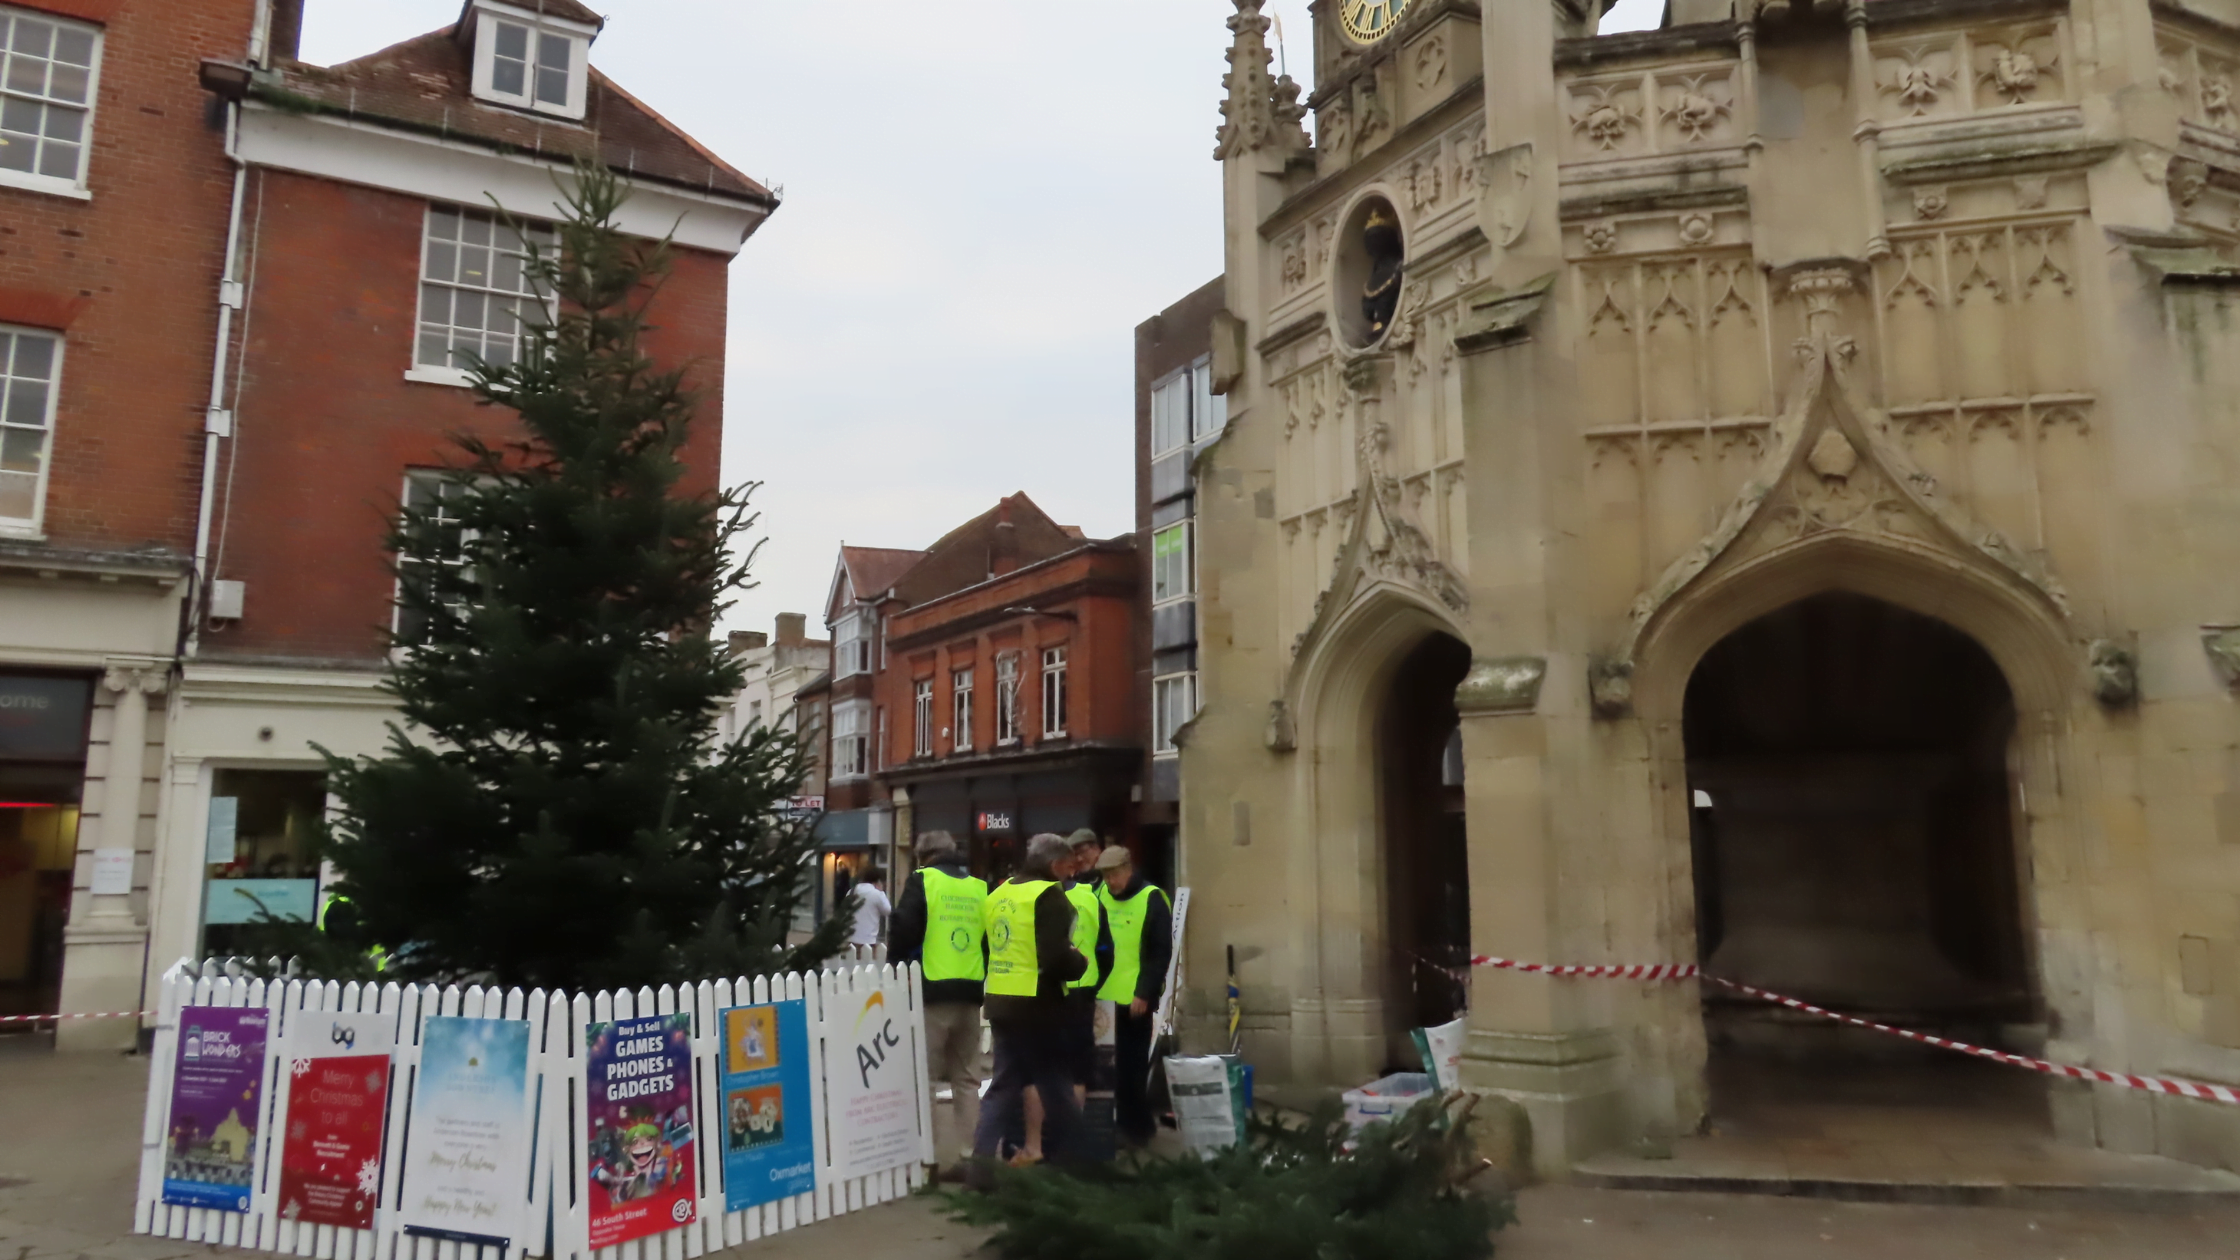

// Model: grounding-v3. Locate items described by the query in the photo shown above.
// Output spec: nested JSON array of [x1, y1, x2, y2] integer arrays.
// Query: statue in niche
[[1361, 206, 1405, 342]]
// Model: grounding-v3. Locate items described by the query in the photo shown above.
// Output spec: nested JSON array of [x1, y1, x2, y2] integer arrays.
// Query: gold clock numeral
[[1341, 0, 1408, 44]]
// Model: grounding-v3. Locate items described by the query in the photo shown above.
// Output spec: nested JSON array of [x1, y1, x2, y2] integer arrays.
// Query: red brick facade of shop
[[198, 169, 732, 664], [0, 0, 253, 554], [874, 535, 1143, 866]]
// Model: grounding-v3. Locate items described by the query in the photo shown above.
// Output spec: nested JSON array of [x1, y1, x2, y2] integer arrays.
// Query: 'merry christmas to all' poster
[[584, 1013, 696, 1248], [717, 1001, 814, 1211], [162, 1006, 269, 1212], [277, 1010, 393, 1229], [398, 1016, 534, 1249]]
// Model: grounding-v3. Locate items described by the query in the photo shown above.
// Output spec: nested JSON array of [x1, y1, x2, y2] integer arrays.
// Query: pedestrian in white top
[[851, 868, 892, 946]]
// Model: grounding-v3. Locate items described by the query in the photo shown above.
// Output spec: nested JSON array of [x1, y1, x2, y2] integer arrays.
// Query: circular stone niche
[[1334, 195, 1406, 349]]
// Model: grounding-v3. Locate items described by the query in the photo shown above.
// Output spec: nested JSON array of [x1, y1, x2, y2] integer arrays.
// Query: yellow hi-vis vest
[[1096, 883, 1169, 1004], [1065, 881, 1101, 992], [920, 869, 989, 983], [984, 878, 1056, 998]]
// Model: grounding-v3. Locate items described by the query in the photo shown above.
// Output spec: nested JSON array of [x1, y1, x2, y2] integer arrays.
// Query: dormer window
[[467, 2, 593, 121]]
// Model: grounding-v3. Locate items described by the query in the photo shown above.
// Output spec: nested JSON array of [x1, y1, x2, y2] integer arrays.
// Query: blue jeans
[[972, 1018, 1080, 1163]]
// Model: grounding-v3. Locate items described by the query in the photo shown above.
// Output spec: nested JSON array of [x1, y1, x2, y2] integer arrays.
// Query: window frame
[[994, 652, 1022, 746], [1149, 367, 1190, 458], [912, 678, 934, 758], [0, 7, 102, 200], [1151, 520, 1193, 606], [0, 323, 63, 537], [391, 470, 480, 648], [1040, 645, 1068, 740], [832, 611, 871, 679], [951, 668, 974, 753], [468, 7, 590, 121], [1190, 354, 1227, 443], [831, 700, 870, 782], [1152, 672, 1197, 757], [409, 203, 555, 387]]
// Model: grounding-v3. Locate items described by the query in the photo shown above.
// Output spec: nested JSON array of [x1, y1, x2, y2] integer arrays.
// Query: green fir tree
[[945, 1097, 1513, 1260], [300, 166, 846, 991]]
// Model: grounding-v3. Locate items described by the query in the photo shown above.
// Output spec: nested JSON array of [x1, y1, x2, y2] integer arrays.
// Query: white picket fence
[[133, 952, 931, 1260]]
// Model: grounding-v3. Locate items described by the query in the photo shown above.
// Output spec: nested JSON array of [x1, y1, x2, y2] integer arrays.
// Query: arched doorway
[[1379, 632, 1472, 1062], [1683, 592, 2042, 1128]]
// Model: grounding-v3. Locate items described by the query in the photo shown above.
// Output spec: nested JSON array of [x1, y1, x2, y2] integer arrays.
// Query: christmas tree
[[945, 1097, 1513, 1260], [302, 166, 845, 992]]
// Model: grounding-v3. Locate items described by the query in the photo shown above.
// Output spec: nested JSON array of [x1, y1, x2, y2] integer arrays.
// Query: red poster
[[278, 1052, 392, 1229]]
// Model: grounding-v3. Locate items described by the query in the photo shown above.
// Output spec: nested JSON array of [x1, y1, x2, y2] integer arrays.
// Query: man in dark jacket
[[971, 833, 1087, 1173], [888, 831, 985, 1176], [1094, 844, 1173, 1147]]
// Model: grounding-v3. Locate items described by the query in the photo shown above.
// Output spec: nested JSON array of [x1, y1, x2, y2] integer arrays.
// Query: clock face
[[1340, 0, 1412, 44]]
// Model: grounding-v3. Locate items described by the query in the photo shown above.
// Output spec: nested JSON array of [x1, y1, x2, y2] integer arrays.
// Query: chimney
[[990, 497, 1019, 577], [727, 630, 767, 656], [775, 612, 807, 645], [266, 0, 305, 64]]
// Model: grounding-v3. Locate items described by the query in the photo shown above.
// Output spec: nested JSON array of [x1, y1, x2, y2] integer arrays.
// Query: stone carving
[[1660, 75, 1731, 144], [1571, 83, 1639, 152], [2171, 158, 2209, 210], [2088, 639, 2137, 708], [1589, 657, 1634, 719], [1265, 698, 1297, 751], [2204, 74, 2235, 128], [2203, 627, 2240, 689], [1280, 230, 1308, 291], [1884, 44, 1952, 116], [1975, 30, 2062, 108], [1319, 98, 1353, 160], [1913, 187, 1949, 220], [1582, 220, 1619, 254], [1215, 0, 1310, 159], [1455, 657, 1547, 715], [1408, 154, 1443, 211], [2013, 175, 2049, 210], [1413, 32, 1448, 92], [1477, 142, 1535, 250], [1986, 47, 2041, 102], [1615, 260, 2072, 664], [1677, 212, 1715, 246]]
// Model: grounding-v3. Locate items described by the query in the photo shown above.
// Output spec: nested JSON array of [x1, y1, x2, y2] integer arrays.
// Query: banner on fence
[[276, 1010, 392, 1229], [398, 1016, 535, 1249], [162, 1006, 268, 1213], [583, 1013, 697, 1248], [718, 1000, 815, 1211], [821, 979, 921, 1182]]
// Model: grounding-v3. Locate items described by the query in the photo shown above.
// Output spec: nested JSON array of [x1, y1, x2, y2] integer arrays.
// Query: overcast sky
[[302, 0, 1659, 638]]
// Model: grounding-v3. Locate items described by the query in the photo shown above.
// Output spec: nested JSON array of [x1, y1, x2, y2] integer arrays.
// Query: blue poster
[[161, 1006, 268, 1211], [717, 1001, 814, 1210]]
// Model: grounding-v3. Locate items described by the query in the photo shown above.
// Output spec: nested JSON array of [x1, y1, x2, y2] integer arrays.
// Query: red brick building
[[0, 0, 259, 1041], [2, 0, 773, 1045], [819, 495, 1143, 883]]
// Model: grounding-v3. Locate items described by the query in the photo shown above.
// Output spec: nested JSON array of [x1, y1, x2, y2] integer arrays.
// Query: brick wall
[[202, 168, 730, 664], [0, 0, 254, 551]]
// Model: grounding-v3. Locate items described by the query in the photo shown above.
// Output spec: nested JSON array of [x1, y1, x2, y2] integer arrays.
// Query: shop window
[[201, 769, 326, 958]]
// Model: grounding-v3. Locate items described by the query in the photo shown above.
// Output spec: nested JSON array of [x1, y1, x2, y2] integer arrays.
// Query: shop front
[[894, 749, 1139, 883], [808, 804, 891, 926], [0, 671, 94, 1024]]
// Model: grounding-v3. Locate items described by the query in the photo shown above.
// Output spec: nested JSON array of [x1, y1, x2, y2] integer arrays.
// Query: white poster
[[1154, 887, 1190, 1037], [398, 1016, 535, 1249], [819, 977, 923, 1182], [90, 848, 134, 895]]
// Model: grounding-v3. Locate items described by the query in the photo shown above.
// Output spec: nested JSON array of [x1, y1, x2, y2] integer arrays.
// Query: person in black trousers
[[1092, 845, 1172, 1148]]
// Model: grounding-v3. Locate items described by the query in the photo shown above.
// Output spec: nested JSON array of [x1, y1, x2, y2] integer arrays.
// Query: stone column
[[57, 663, 167, 1051]]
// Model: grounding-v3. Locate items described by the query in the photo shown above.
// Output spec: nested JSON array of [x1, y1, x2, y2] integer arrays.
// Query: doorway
[[1379, 632, 1472, 1062], [1684, 592, 2040, 1132]]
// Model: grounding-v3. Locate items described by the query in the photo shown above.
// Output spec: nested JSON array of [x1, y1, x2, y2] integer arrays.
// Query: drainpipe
[[189, 111, 248, 658]]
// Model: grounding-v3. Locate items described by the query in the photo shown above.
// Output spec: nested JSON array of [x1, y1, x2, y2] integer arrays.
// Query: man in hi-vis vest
[[970, 833, 1087, 1176], [1094, 844, 1172, 1148], [887, 830, 986, 1177]]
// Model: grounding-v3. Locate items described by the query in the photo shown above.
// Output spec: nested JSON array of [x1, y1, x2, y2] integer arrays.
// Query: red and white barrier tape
[[0, 1010, 150, 1023], [1469, 954, 2240, 1107]]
